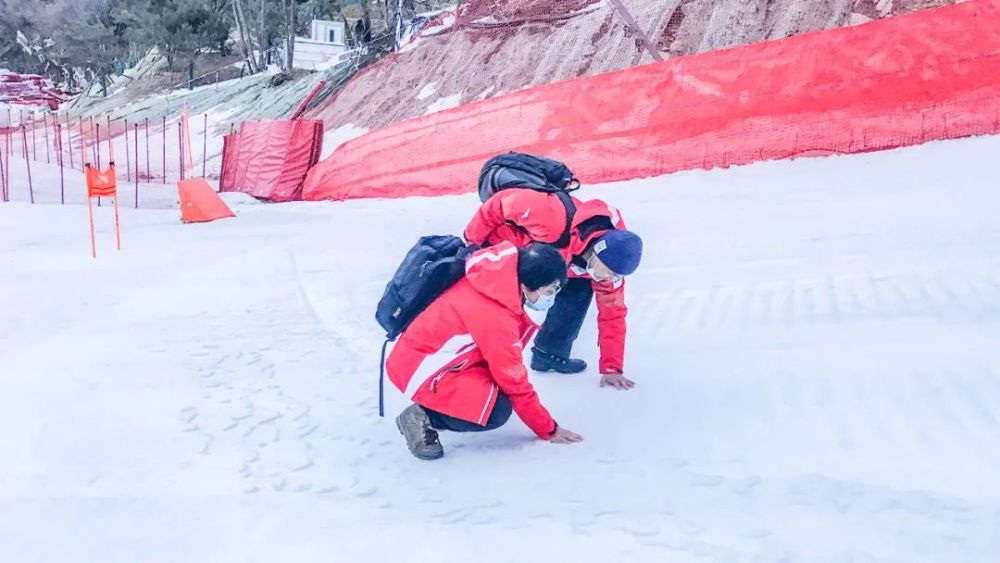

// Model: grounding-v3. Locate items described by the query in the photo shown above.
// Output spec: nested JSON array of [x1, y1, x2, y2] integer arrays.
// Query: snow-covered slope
[[1, 135, 999, 562]]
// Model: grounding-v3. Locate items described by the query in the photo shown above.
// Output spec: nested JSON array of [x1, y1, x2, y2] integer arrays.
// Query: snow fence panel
[[220, 119, 324, 202]]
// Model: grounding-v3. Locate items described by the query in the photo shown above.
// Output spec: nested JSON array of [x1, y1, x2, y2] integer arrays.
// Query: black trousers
[[533, 277, 593, 358], [424, 393, 513, 432]]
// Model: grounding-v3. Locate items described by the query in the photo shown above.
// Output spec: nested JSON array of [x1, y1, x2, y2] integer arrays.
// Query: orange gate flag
[[83, 125, 121, 259]]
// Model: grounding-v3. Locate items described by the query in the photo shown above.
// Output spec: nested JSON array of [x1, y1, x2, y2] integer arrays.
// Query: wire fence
[[1, 108, 228, 209]]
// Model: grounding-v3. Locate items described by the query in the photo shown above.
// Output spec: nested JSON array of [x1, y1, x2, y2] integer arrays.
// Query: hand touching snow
[[600, 372, 636, 390], [549, 426, 584, 444]]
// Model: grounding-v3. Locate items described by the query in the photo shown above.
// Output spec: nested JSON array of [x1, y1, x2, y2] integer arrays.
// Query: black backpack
[[375, 235, 478, 416], [478, 152, 580, 248]]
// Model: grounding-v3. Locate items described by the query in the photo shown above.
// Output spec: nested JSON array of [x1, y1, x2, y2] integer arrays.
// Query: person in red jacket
[[387, 242, 584, 460], [464, 189, 643, 390]]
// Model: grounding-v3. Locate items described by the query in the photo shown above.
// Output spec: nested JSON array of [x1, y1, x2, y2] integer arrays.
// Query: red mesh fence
[[303, 0, 1000, 201], [220, 119, 324, 202]]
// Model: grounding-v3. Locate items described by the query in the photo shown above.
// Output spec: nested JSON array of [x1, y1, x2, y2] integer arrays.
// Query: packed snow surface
[[1, 135, 999, 562]]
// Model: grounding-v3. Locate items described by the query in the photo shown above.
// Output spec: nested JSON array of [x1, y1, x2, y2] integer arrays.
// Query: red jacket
[[464, 189, 628, 373], [385, 242, 558, 439]]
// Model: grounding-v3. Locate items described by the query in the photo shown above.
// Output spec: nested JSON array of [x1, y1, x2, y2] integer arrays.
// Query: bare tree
[[232, 0, 260, 73], [285, 0, 296, 70], [257, 0, 267, 69]]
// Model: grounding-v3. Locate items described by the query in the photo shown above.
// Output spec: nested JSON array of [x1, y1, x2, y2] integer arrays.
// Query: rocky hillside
[[309, 0, 957, 130]]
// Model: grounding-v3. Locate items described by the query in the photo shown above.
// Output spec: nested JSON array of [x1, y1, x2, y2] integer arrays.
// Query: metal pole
[[0, 131, 7, 202], [178, 123, 185, 181], [57, 122, 65, 204], [30, 113, 37, 161], [21, 126, 34, 204], [4, 132, 10, 194], [124, 118, 131, 181], [290, 80, 326, 121], [96, 123, 102, 206], [202, 113, 208, 178], [162, 116, 166, 183], [145, 117, 150, 180], [79, 117, 86, 170], [107, 119, 114, 163], [91, 118, 98, 165], [20, 112, 27, 158], [134, 124, 140, 208], [43, 114, 50, 163], [5, 131, 10, 198], [606, 0, 664, 62], [67, 115, 75, 170], [88, 193, 96, 259], [5, 131, 9, 198]]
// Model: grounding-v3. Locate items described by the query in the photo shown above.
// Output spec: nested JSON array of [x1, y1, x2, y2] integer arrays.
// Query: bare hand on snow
[[600, 372, 636, 390], [549, 426, 584, 444]]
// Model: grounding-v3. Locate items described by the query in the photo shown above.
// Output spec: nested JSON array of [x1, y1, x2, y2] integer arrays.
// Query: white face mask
[[525, 292, 556, 312], [586, 256, 621, 285]]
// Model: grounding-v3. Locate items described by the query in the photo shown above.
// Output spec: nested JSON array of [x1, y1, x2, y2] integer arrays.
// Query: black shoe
[[530, 347, 587, 374], [395, 404, 444, 460]]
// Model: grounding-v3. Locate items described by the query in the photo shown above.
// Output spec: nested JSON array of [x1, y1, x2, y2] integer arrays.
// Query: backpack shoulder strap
[[553, 191, 576, 249], [379, 337, 391, 417]]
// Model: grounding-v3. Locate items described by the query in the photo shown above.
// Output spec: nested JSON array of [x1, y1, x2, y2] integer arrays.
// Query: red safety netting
[[303, 0, 1000, 201], [0, 71, 71, 111], [220, 119, 324, 202]]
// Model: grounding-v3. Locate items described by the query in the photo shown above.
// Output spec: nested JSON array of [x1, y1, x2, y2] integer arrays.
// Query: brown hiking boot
[[395, 404, 444, 460]]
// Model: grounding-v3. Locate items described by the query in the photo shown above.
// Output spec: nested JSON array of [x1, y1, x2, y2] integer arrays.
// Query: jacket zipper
[[430, 360, 468, 392]]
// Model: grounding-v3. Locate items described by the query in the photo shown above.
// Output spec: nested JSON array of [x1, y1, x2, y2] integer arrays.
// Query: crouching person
[[386, 242, 584, 460]]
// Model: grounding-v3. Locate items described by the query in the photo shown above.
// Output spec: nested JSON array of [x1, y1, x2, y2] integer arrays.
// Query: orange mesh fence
[[303, 0, 1000, 201], [219, 119, 324, 202]]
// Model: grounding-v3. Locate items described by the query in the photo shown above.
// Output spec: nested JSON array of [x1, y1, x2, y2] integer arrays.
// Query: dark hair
[[517, 244, 568, 291]]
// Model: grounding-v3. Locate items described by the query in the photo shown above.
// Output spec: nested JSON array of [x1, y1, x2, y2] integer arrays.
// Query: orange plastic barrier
[[220, 119, 324, 202], [303, 0, 1000, 201], [178, 105, 234, 224], [179, 178, 236, 223]]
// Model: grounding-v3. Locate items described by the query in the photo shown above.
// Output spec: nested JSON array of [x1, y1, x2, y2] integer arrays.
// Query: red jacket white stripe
[[386, 242, 558, 439], [464, 189, 628, 373]]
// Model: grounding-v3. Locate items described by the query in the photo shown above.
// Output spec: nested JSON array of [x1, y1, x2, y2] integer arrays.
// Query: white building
[[293, 20, 349, 70]]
